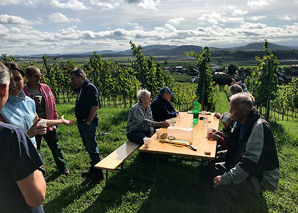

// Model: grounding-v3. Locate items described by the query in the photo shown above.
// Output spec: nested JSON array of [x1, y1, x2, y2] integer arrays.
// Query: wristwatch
[[86, 121, 91, 125]]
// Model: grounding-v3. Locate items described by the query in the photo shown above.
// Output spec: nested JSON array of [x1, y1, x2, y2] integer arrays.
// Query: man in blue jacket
[[150, 87, 178, 122]]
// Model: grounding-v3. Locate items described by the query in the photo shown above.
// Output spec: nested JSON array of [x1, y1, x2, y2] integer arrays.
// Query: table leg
[[156, 153, 159, 187]]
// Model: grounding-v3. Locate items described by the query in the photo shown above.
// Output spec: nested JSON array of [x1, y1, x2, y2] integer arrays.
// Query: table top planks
[[139, 112, 219, 159]]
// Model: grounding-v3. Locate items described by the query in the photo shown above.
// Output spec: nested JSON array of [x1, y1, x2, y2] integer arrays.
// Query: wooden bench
[[94, 140, 139, 182]]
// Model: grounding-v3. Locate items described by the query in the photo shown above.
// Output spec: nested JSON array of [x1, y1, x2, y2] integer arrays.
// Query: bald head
[[230, 93, 254, 111]]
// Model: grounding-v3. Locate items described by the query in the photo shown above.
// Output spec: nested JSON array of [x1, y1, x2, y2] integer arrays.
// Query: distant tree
[[164, 61, 168, 65], [245, 39, 279, 121], [185, 46, 216, 111], [228, 64, 238, 75]]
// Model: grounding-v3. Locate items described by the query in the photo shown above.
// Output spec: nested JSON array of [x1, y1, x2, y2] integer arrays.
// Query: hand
[[220, 114, 230, 130], [213, 175, 224, 188], [157, 121, 170, 128], [207, 129, 221, 140], [60, 115, 73, 125], [27, 118, 47, 137], [214, 113, 221, 119]]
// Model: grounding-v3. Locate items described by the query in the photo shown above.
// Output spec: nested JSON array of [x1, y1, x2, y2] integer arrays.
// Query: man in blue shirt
[[0, 62, 46, 212], [70, 67, 104, 183], [150, 87, 179, 122]]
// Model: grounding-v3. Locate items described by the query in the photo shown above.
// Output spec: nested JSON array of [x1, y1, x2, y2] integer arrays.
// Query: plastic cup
[[156, 129, 162, 139], [203, 117, 208, 127], [143, 137, 150, 148], [207, 128, 214, 139], [222, 112, 231, 123], [34, 95, 42, 104], [37, 120, 47, 126], [201, 111, 207, 116]]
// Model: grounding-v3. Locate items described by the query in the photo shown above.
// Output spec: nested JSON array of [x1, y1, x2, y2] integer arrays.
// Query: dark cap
[[160, 87, 175, 95]]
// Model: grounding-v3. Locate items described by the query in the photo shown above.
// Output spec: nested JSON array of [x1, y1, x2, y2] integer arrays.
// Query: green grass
[[40, 87, 297, 212], [170, 73, 193, 82]]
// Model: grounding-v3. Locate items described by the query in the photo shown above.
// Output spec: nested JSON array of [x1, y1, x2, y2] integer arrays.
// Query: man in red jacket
[[23, 66, 69, 175]]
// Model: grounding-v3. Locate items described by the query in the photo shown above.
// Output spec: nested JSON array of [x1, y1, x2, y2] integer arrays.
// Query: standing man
[[150, 86, 179, 122], [70, 67, 104, 183], [23, 66, 69, 175], [0, 62, 46, 212], [206, 93, 279, 213]]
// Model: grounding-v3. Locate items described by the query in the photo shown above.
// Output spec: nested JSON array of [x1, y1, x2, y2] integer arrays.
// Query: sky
[[0, 0, 298, 56]]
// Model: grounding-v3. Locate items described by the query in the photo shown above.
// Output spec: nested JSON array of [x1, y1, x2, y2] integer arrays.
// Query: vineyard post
[[42, 55, 59, 104], [201, 59, 206, 110], [90, 57, 101, 108], [265, 60, 273, 121]]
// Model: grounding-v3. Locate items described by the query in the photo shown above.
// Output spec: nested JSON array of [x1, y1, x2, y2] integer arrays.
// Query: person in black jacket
[[150, 87, 178, 122]]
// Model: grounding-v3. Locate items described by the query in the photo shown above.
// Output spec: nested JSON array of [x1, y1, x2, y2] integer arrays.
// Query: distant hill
[[234, 42, 293, 51], [14, 42, 298, 59]]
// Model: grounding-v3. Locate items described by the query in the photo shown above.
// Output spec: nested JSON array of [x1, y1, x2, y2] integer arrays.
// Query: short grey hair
[[137, 89, 150, 102], [70, 67, 86, 79], [230, 93, 254, 111], [0, 62, 11, 86], [229, 84, 243, 95]]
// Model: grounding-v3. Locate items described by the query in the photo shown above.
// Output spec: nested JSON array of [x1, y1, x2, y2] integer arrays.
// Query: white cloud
[[49, 13, 81, 23], [90, 0, 160, 10], [0, 0, 21, 5], [168, 17, 185, 25], [198, 12, 243, 25], [247, 0, 273, 9], [90, 0, 122, 10], [251, 16, 266, 21], [0, 14, 30, 25], [279, 14, 298, 21], [198, 12, 224, 25], [50, 0, 87, 11], [0, 0, 43, 6], [0, 14, 42, 25], [137, 0, 160, 10], [233, 9, 248, 16]]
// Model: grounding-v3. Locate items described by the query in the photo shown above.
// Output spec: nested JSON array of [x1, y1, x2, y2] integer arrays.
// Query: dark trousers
[[77, 121, 101, 167], [127, 130, 152, 146], [36, 128, 67, 170], [204, 162, 261, 213]]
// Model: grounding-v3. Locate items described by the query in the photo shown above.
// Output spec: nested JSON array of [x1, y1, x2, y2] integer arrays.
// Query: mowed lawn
[[40, 87, 298, 213]]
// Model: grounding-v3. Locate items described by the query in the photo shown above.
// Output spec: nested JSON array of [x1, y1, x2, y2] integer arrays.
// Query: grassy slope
[[42, 87, 297, 213]]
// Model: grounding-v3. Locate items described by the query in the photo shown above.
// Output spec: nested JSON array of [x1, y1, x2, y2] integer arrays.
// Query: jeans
[[35, 129, 67, 170], [77, 120, 101, 167], [127, 130, 152, 145]]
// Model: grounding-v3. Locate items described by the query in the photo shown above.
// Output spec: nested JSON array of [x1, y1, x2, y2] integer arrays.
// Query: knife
[[182, 140, 197, 151]]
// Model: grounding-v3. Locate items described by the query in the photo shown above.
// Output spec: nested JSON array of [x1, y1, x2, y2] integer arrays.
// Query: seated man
[[0, 62, 46, 212], [205, 93, 279, 213], [150, 87, 178, 122]]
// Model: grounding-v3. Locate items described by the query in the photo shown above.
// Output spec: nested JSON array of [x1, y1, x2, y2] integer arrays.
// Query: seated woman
[[126, 89, 170, 145], [0, 62, 73, 148]]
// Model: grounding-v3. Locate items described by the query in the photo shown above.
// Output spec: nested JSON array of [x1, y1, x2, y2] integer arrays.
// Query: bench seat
[[94, 140, 139, 182]]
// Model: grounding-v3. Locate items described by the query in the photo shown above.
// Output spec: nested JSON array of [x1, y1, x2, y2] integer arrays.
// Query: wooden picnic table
[[139, 112, 219, 159]]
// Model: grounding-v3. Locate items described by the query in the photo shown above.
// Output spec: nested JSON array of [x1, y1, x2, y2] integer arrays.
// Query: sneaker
[[82, 167, 95, 177], [61, 168, 70, 175]]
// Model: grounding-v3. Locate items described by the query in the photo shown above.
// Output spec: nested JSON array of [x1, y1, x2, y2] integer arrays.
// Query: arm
[[16, 170, 46, 207], [221, 120, 264, 185], [43, 115, 73, 127], [26, 117, 47, 138], [86, 106, 98, 124]]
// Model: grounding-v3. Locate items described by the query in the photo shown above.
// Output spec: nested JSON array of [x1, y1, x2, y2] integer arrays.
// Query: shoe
[[92, 169, 104, 184], [61, 168, 70, 175], [82, 167, 95, 177]]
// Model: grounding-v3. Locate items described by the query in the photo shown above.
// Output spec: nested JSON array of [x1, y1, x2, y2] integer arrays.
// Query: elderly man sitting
[[206, 92, 279, 213], [150, 87, 178, 122]]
